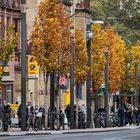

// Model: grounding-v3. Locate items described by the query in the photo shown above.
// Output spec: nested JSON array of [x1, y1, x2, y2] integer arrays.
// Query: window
[[14, 0, 20, 8], [75, 0, 90, 9], [1, 15, 5, 39]]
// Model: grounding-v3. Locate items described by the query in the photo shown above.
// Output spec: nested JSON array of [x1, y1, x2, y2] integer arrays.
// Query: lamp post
[[21, 0, 27, 131], [135, 56, 138, 106], [86, 20, 104, 128], [104, 46, 109, 127], [86, 23, 93, 128], [70, 35, 74, 129], [70, 0, 75, 129]]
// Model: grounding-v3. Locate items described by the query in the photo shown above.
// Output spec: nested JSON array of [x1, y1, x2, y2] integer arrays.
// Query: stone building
[[0, 0, 91, 106], [0, 0, 21, 104]]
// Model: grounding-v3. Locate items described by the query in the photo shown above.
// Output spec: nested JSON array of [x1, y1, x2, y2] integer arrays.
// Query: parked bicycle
[[109, 112, 119, 127], [94, 112, 106, 128], [48, 111, 64, 130]]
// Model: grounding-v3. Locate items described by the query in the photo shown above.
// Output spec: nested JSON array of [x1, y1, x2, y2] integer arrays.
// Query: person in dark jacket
[[118, 104, 126, 126], [17, 104, 22, 127], [0, 104, 4, 122], [136, 105, 140, 126], [65, 104, 71, 126]]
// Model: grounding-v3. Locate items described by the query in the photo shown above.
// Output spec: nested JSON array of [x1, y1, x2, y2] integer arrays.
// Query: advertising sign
[[10, 104, 19, 124], [28, 55, 39, 78]]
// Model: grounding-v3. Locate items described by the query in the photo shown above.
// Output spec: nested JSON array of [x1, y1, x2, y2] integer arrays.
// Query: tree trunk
[[44, 73, 48, 130]]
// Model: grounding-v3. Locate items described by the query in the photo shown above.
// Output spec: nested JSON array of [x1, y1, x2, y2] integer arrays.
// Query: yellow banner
[[28, 55, 39, 78], [0, 66, 2, 74], [64, 90, 70, 107]]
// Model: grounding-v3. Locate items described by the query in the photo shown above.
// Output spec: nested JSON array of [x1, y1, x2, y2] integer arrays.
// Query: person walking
[[136, 105, 140, 126]]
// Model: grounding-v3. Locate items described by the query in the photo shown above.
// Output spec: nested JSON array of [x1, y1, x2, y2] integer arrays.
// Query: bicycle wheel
[[0, 119, 3, 131], [26, 117, 31, 131], [54, 118, 60, 130]]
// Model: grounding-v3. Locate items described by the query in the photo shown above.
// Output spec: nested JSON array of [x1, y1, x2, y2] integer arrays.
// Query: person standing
[[136, 105, 140, 126], [118, 104, 126, 126], [17, 104, 22, 127]]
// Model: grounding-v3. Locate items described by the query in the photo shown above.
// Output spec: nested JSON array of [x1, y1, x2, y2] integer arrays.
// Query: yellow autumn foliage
[[103, 25, 127, 93], [0, 24, 19, 61], [91, 24, 127, 93], [31, 0, 71, 74], [130, 40, 140, 87], [91, 23, 105, 90], [74, 27, 88, 83]]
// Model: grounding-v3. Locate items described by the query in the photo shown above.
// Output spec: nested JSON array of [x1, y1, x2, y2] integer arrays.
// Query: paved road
[[0, 129, 140, 140]]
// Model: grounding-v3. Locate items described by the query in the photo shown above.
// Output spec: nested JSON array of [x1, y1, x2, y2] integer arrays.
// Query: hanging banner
[[64, 90, 70, 107], [0, 66, 2, 74], [28, 55, 39, 78], [59, 74, 67, 89]]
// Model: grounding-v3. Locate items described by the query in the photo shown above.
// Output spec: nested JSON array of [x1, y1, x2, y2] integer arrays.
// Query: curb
[[0, 126, 140, 136]]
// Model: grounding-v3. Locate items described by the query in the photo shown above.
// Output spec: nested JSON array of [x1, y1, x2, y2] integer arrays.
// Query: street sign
[[28, 55, 39, 78], [59, 75, 66, 85], [59, 74, 67, 89]]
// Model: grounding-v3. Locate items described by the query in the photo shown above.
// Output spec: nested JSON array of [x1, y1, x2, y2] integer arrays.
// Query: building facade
[[0, 0, 21, 104], [0, 0, 91, 106]]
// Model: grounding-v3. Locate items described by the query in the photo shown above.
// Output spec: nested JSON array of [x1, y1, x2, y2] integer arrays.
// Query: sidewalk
[[0, 125, 140, 136]]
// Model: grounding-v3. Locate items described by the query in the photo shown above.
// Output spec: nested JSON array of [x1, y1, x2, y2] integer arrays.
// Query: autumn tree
[[31, 0, 71, 74], [103, 25, 127, 93], [0, 24, 19, 88], [30, 0, 72, 116], [130, 41, 140, 89], [90, 23, 105, 92], [90, 24, 127, 95], [0, 25, 18, 62], [74, 27, 88, 83]]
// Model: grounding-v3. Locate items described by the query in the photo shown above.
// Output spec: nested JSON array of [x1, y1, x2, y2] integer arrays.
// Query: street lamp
[[70, 0, 75, 129], [86, 20, 104, 128], [21, 0, 27, 131], [104, 46, 109, 127], [86, 22, 93, 128], [70, 28, 75, 129]]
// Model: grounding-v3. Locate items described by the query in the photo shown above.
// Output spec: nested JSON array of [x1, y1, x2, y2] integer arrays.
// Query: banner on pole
[[28, 55, 39, 78]]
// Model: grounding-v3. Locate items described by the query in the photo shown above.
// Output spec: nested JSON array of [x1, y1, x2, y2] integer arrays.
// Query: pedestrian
[[118, 104, 126, 126], [65, 104, 71, 127], [136, 105, 140, 126], [127, 103, 133, 125], [26, 101, 34, 117], [17, 104, 22, 127], [39, 105, 45, 129], [124, 103, 129, 125]]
